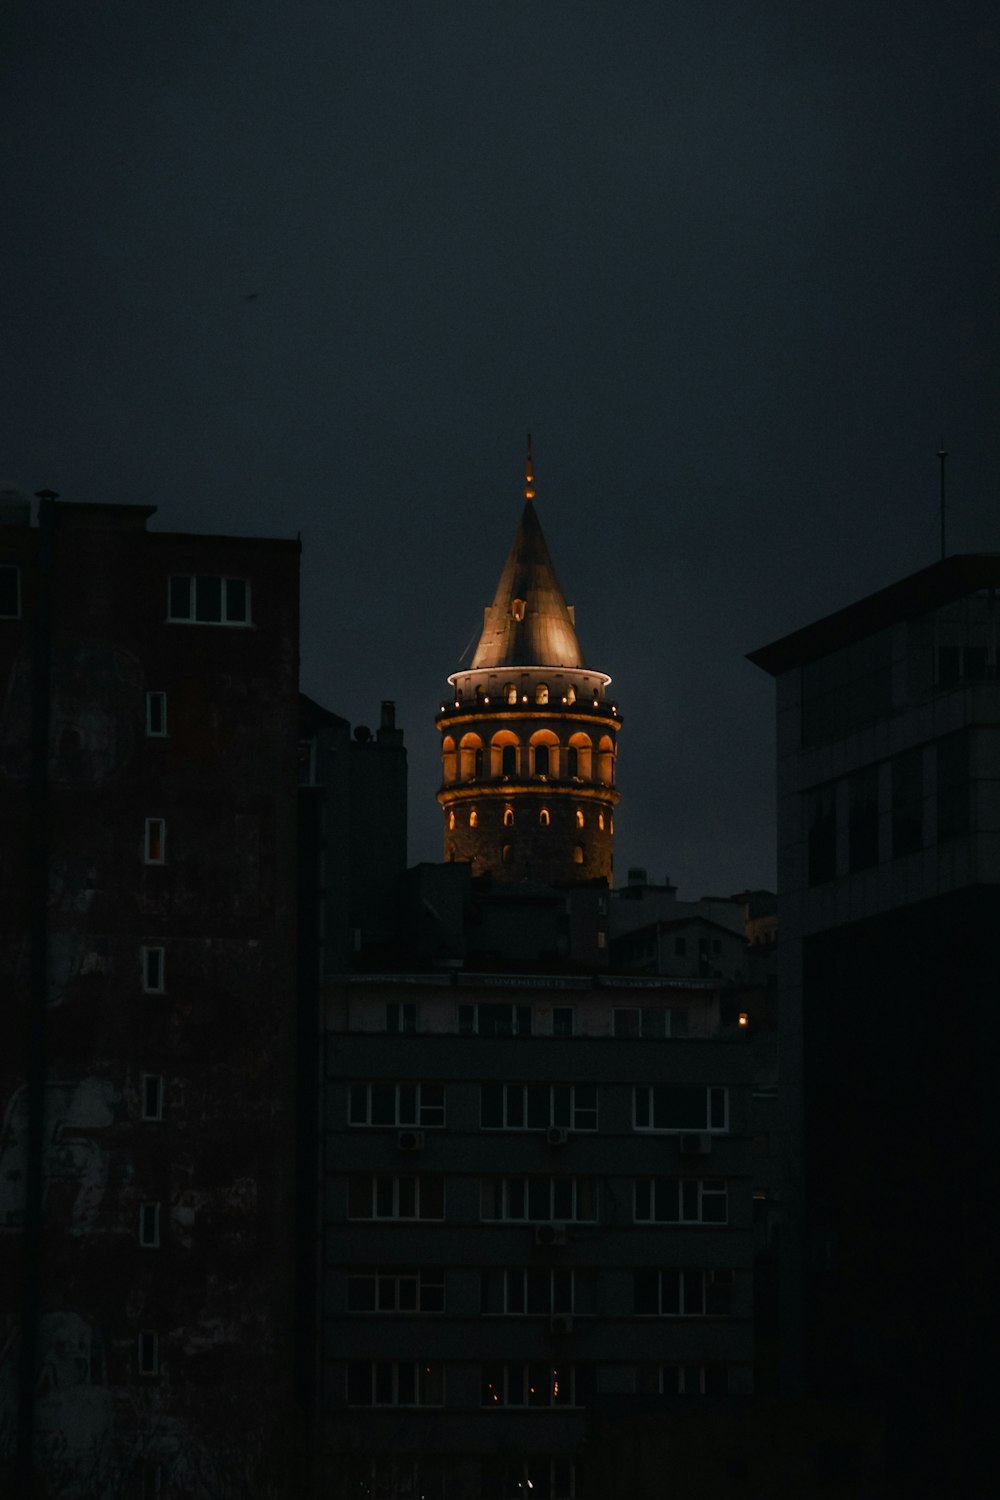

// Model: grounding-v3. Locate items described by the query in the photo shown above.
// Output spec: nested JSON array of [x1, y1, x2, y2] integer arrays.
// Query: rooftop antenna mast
[[937, 443, 947, 562]]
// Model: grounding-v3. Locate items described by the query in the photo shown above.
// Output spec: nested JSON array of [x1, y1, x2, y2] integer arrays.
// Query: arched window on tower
[[576, 809, 585, 829], [567, 746, 579, 778], [598, 812, 605, 831], [529, 729, 559, 779], [534, 744, 549, 775], [573, 845, 584, 864], [475, 747, 484, 777], [539, 808, 550, 827], [448, 810, 455, 831], [502, 745, 517, 777], [535, 683, 549, 704], [597, 735, 615, 785], [442, 736, 457, 784], [568, 732, 593, 780], [469, 808, 478, 828], [475, 684, 485, 703], [504, 683, 517, 704], [460, 733, 484, 780], [503, 806, 515, 828], [511, 599, 526, 621], [502, 844, 513, 864], [565, 684, 576, 705]]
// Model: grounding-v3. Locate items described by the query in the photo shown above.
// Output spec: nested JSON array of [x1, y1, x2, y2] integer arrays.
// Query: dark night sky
[[3, 1, 998, 896]]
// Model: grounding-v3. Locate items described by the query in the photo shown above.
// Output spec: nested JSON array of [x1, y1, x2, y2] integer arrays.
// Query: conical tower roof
[[470, 497, 587, 669]]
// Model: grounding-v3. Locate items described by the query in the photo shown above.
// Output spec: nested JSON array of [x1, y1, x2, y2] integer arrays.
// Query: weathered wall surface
[[0, 506, 301, 1497]]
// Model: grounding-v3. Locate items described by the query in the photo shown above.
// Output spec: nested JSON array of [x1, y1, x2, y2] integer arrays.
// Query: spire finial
[[524, 433, 535, 501]]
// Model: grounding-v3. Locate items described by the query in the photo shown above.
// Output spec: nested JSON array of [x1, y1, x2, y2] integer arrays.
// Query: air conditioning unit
[[397, 1129, 425, 1153], [546, 1126, 569, 1146], [549, 1314, 574, 1334], [679, 1132, 711, 1156], [534, 1223, 567, 1248]]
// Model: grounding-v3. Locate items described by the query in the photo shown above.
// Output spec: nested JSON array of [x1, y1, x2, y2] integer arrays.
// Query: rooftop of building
[[748, 552, 1000, 676]]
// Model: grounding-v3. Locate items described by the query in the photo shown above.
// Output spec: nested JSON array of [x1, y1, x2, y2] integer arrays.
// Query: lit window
[[573, 845, 584, 864], [141, 947, 164, 993], [141, 1074, 164, 1121], [167, 575, 250, 626], [536, 683, 549, 704], [480, 1362, 574, 1407], [469, 808, 478, 828], [1, 564, 21, 618], [144, 819, 165, 864], [448, 810, 455, 830], [502, 844, 513, 864], [504, 683, 517, 704], [139, 1202, 160, 1248], [565, 685, 576, 704], [511, 599, 526, 621], [598, 813, 605, 831], [575, 809, 585, 829], [503, 806, 514, 827], [137, 1331, 159, 1376], [145, 691, 167, 737], [539, 808, 550, 827]]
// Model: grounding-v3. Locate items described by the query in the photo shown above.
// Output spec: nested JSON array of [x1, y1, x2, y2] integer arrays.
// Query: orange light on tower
[[524, 433, 535, 500], [738, 1012, 749, 1028]]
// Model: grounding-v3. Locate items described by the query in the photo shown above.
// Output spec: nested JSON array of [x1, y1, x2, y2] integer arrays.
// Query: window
[[0, 564, 20, 618], [349, 1083, 445, 1128], [660, 1363, 728, 1396], [848, 765, 879, 872], [469, 808, 478, 828], [633, 1269, 733, 1316], [459, 1003, 531, 1037], [633, 1178, 728, 1225], [141, 1075, 164, 1121], [511, 599, 526, 622], [613, 1008, 670, 1039], [503, 805, 515, 826], [573, 844, 584, 864], [141, 947, 164, 994], [346, 1362, 443, 1407], [168, 575, 250, 625], [481, 1083, 597, 1131], [483, 1459, 576, 1500], [575, 808, 584, 828], [633, 1085, 728, 1132], [504, 683, 517, 704], [535, 683, 549, 704], [567, 747, 579, 777], [448, 810, 455, 830], [347, 1269, 445, 1313], [502, 1269, 576, 1315], [806, 782, 837, 885], [502, 744, 517, 775], [598, 813, 605, 831], [143, 819, 166, 864], [552, 1007, 574, 1037], [891, 747, 924, 857], [482, 1363, 574, 1407], [937, 730, 971, 841], [480, 1177, 598, 1222], [145, 692, 167, 737], [348, 1175, 444, 1220], [139, 1203, 160, 1248], [502, 844, 513, 864], [539, 807, 550, 826], [137, 1331, 159, 1376], [386, 1003, 416, 1034]]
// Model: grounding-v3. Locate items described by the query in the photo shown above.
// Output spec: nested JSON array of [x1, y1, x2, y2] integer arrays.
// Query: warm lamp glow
[[738, 1012, 749, 1027]]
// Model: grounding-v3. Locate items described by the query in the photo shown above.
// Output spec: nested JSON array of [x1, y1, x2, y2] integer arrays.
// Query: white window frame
[[502, 1268, 575, 1316], [480, 1177, 598, 1223], [346, 1361, 443, 1407], [167, 574, 251, 626], [348, 1083, 445, 1129], [633, 1178, 728, 1225], [139, 1202, 160, 1248], [632, 1085, 728, 1133], [143, 818, 166, 865], [145, 691, 168, 737], [481, 1362, 576, 1408], [458, 1002, 532, 1037], [633, 1268, 732, 1317], [137, 1330, 159, 1376], [346, 1268, 445, 1314], [480, 1082, 597, 1131], [347, 1174, 445, 1221], [141, 946, 164, 994], [141, 1074, 164, 1122], [0, 563, 21, 619]]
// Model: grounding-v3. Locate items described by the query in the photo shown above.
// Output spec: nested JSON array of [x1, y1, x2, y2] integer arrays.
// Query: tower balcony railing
[[436, 695, 621, 722], [438, 770, 618, 795]]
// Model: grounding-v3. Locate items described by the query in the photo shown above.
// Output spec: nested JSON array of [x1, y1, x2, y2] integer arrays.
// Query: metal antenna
[[937, 444, 947, 561]]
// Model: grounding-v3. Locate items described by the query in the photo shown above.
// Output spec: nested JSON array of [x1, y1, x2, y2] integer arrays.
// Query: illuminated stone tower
[[436, 442, 622, 884]]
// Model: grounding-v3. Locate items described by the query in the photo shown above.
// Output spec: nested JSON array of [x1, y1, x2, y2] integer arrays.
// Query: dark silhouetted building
[[750, 553, 1000, 1498], [0, 497, 301, 1497]]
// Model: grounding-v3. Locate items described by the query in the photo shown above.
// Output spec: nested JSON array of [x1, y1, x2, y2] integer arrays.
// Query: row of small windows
[[345, 1174, 730, 1225], [338, 1455, 575, 1500], [456, 682, 579, 706], [0, 569, 253, 628], [442, 733, 615, 784], [343, 1265, 736, 1317], [343, 1361, 738, 1408], [347, 1083, 729, 1134], [447, 805, 611, 831]]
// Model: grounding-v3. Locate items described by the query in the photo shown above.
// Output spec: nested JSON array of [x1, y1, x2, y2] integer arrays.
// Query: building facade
[[0, 497, 301, 1497], [749, 553, 1000, 1498], [320, 972, 754, 1498], [436, 454, 621, 886]]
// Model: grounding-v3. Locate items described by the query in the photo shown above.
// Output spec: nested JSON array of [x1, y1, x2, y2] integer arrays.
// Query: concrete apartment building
[[0, 496, 301, 1497], [749, 554, 1000, 1498], [320, 972, 755, 1498]]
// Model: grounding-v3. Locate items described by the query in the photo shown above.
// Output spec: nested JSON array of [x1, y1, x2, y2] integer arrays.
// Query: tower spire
[[524, 433, 535, 502]]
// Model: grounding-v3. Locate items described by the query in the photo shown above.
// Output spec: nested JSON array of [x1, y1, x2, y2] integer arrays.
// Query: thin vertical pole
[[938, 445, 948, 562]]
